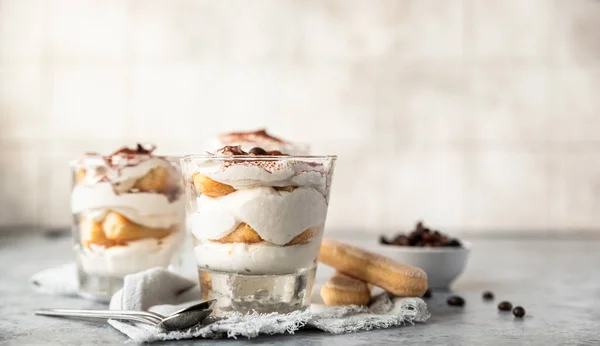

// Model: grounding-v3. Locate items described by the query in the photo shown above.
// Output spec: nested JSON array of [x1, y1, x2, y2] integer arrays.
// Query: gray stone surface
[[1, 229, 599, 345]]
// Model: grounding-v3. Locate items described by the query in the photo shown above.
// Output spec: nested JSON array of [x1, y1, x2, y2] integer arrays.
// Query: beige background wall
[[1, 0, 599, 234]]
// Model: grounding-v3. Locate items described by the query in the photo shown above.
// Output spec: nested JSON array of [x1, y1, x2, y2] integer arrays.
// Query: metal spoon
[[35, 299, 216, 331]]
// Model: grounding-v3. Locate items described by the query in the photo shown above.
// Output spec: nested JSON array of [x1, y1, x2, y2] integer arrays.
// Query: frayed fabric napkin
[[31, 266, 430, 343], [30, 263, 79, 297], [109, 268, 429, 342]]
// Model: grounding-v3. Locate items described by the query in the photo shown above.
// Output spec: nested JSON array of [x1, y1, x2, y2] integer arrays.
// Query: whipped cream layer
[[77, 157, 177, 193], [194, 237, 322, 275], [71, 183, 184, 228], [191, 187, 327, 245], [112, 157, 176, 193], [77, 231, 184, 277], [195, 160, 329, 195]]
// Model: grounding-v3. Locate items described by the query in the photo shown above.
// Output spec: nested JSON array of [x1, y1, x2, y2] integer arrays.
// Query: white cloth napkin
[[31, 266, 430, 343], [30, 263, 79, 296]]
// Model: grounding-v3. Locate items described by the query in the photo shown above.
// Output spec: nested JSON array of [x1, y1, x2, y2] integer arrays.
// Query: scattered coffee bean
[[423, 289, 432, 299], [498, 301, 513, 311], [379, 235, 391, 245], [448, 239, 462, 247], [268, 150, 283, 156], [447, 295, 465, 307], [482, 291, 494, 300], [512, 306, 526, 318], [248, 147, 268, 155]]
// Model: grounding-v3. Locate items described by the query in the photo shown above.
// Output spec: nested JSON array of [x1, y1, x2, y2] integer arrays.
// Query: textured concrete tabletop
[[1, 229, 599, 345]]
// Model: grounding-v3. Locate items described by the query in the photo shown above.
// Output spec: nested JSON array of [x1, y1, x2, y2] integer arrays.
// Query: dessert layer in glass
[[182, 145, 336, 315], [70, 144, 185, 298]]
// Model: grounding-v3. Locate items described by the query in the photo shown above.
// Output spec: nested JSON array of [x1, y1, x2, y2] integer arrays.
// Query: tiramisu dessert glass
[[209, 128, 309, 155], [181, 146, 336, 317], [70, 144, 185, 300]]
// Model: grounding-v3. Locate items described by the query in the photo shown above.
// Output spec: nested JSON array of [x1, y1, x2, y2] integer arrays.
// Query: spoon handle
[[35, 308, 162, 325]]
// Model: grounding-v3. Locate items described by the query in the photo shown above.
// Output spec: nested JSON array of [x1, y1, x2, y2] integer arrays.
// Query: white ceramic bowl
[[375, 242, 471, 290]]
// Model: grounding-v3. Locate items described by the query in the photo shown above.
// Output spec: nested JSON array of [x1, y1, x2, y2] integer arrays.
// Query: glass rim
[[181, 154, 337, 161]]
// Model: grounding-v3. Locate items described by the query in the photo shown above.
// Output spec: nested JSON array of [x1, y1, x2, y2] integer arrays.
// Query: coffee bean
[[268, 150, 283, 156], [416, 222, 424, 231], [423, 289, 432, 299], [498, 301, 513, 311], [392, 235, 410, 246], [447, 296, 465, 307], [422, 232, 433, 241], [379, 235, 391, 245], [248, 147, 268, 155], [448, 239, 462, 247], [482, 291, 494, 300], [512, 306, 526, 318]]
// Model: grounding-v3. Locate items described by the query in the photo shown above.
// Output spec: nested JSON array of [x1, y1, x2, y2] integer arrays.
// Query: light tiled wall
[[1, 0, 600, 234]]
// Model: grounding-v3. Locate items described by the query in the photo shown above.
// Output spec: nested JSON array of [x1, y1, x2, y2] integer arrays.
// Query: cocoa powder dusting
[[219, 129, 286, 144]]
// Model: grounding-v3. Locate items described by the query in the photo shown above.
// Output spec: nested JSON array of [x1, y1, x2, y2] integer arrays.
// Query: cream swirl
[[77, 157, 178, 193], [194, 159, 329, 195], [191, 186, 327, 245], [77, 231, 184, 277], [194, 236, 322, 275], [71, 183, 184, 228]]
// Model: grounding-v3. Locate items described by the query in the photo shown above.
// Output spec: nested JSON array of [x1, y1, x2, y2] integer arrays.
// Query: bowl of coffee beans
[[377, 221, 470, 289]]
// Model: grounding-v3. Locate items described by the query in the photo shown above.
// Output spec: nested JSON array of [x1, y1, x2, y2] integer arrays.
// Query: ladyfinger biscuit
[[286, 228, 317, 246], [133, 165, 174, 194], [321, 271, 371, 306], [199, 271, 212, 301], [102, 211, 173, 241], [79, 216, 117, 248], [274, 186, 297, 192], [319, 238, 428, 297], [75, 169, 87, 184], [192, 173, 236, 197], [213, 223, 262, 244]]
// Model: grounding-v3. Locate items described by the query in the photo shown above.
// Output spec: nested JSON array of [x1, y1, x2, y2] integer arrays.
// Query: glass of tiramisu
[[70, 144, 185, 300], [209, 129, 310, 155], [181, 146, 336, 316]]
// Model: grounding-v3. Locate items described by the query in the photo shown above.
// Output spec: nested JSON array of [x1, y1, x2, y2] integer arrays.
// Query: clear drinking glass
[[70, 152, 186, 301], [181, 153, 336, 317]]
